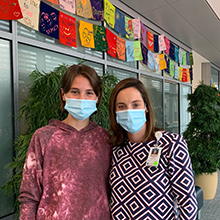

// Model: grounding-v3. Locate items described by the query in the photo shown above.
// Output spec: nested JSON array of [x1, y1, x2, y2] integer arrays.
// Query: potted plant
[[0, 63, 118, 218], [183, 81, 220, 200]]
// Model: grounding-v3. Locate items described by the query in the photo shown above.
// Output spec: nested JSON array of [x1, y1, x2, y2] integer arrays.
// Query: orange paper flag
[[147, 30, 154, 51], [159, 54, 167, 70], [116, 36, 125, 61], [79, 20, 95, 48]]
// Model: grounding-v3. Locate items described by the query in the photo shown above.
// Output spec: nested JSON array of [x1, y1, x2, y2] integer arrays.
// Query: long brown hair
[[109, 78, 160, 146], [59, 64, 102, 112]]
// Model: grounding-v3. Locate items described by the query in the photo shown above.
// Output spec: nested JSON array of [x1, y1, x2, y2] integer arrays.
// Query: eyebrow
[[116, 100, 142, 105], [69, 88, 94, 91]]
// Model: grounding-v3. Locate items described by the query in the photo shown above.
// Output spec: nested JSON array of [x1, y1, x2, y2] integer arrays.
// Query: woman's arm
[[18, 131, 44, 220], [168, 134, 198, 220]]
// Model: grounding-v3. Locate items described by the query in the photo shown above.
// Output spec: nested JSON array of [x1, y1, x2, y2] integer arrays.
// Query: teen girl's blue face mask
[[116, 109, 147, 134], [64, 98, 97, 121]]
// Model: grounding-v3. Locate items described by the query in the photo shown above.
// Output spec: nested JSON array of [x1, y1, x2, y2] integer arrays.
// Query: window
[[140, 75, 163, 128], [0, 39, 14, 218], [107, 66, 137, 80], [180, 85, 191, 134], [211, 66, 219, 90], [164, 81, 179, 133]]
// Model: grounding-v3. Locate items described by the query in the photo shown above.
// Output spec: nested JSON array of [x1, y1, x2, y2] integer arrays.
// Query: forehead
[[116, 87, 143, 103], [70, 74, 93, 89]]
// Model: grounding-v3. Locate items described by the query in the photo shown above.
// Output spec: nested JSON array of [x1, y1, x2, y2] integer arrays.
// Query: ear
[[60, 88, 66, 101]]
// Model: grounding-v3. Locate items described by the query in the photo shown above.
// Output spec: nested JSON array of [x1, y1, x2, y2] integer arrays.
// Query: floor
[[200, 170, 220, 220]]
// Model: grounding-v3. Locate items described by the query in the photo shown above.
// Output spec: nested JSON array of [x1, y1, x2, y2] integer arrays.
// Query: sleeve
[[18, 131, 44, 220], [167, 134, 198, 220]]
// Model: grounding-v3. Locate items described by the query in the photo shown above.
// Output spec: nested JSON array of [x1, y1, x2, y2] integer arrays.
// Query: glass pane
[[140, 75, 163, 129], [0, 39, 14, 217], [211, 66, 219, 90], [18, 44, 104, 132], [0, 20, 10, 32], [107, 54, 137, 68], [164, 81, 179, 134], [17, 16, 102, 58], [180, 85, 191, 135], [107, 66, 137, 81], [139, 61, 161, 76]]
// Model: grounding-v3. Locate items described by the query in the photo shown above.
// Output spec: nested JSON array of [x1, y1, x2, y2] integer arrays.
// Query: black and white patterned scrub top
[[110, 131, 198, 220]]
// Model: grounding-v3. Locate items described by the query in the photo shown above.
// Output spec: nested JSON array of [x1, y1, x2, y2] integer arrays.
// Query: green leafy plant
[[183, 82, 220, 175], [0, 63, 119, 218]]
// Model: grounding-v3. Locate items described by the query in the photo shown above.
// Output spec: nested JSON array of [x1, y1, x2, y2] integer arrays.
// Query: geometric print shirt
[[110, 131, 198, 220]]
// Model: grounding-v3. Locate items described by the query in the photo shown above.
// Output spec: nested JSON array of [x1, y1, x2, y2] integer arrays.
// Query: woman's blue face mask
[[116, 109, 147, 133], [64, 98, 97, 121]]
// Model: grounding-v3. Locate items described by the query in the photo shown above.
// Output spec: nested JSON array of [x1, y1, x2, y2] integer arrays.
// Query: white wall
[[192, 50, 210, 91]]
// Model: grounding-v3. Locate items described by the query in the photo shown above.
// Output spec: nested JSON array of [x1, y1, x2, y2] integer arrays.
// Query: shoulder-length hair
[[109, 77, 160, 146], [59, 64, 102, 112]]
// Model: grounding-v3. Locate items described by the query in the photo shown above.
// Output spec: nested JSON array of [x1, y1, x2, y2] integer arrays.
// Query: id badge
[[146, 147, 162, 167]]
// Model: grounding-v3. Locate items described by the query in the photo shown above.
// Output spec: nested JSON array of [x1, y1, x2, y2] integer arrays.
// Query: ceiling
[[119, 0, 220, 69]]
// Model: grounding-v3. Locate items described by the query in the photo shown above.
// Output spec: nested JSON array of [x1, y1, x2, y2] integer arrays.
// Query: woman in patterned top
[[19, 64, 112, 220], [109, 78, 197, 220]]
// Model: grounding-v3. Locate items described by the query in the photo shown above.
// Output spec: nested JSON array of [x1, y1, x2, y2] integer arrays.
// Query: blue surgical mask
[[64, 98, 97, 121], [116, 109, 146, 133]]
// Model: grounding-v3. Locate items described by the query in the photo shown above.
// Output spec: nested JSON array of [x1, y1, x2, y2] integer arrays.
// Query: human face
[[63, 74, 97, 101], [115, 87, 146, 112]]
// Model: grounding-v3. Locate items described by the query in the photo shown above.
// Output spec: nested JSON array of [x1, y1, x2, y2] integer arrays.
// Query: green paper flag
[[169, 61, 174, 77], [182, 51, 187, 65], [133, 40, 143, 61], [125, 16, 134, 39], [190, 52, 194, 65], [93, 25, 109, 51]]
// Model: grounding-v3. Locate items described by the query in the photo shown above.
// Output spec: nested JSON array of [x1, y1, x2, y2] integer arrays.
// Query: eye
[[86, 91, 95, 96], [132, 103, 141, 108], [71, 90, 79, 95], [117, 104, 125, 110]]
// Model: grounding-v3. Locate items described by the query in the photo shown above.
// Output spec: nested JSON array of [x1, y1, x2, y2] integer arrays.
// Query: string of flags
[[0, 0, 193, 82]]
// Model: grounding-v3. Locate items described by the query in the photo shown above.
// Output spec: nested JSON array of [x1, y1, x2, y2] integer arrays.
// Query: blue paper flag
[[114, 8, 125, 36], [126, 40, 134, 62], [39, 1, 59, 39]]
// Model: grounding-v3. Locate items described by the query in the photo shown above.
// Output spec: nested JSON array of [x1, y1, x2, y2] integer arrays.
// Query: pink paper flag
[[59, 0, 76, 14], [133, 18, 141, 39], [159, 34, 166, 52], [164, 36, 170, 55], [18, 0, 40, 30]]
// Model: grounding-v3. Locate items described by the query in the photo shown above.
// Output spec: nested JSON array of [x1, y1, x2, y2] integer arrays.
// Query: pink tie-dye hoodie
[[19, 119, 112, 220]]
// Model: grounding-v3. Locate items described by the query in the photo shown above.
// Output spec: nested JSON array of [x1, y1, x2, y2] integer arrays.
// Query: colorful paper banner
[[39, 1, 59, 39], [133, 40, 143, 61], [0, 0, 23, 20], [114, 8, 125, 36], [125, 16, 134, 39], [90, 0, 103, 21], [18, 0, 40, 30], [59, 0, 76, 14], [93, 24, 108, 51], [79, 20, 95, 48], [126, 40, 134, 62], [116, 36, 125, 61], [76, 0, 93, 18], [106, 28, 117, 57], [133, 18, 141, 39], [104, 0, 115, 28], [59, 12, 77, 48]]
